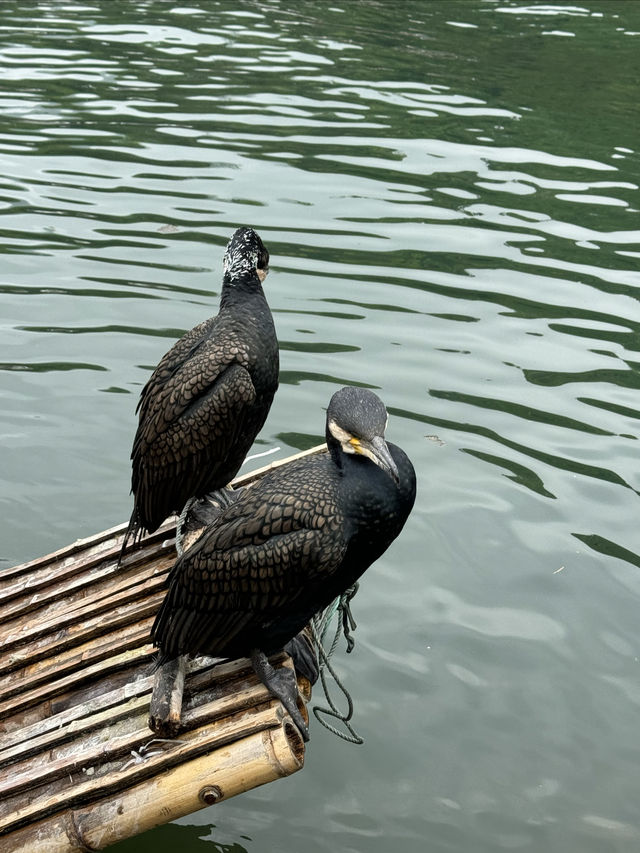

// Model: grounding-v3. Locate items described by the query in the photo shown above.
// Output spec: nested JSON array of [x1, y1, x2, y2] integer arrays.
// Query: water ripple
[[2, 3, 640, 852], [426, 587, 565, 642]]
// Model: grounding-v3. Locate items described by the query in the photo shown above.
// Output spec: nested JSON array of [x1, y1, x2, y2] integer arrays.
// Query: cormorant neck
[[220, 271, 265, 309], [327, 433, 349, 476]]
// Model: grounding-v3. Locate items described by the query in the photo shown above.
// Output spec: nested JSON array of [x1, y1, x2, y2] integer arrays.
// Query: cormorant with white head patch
[[121, 226, 278, 558]]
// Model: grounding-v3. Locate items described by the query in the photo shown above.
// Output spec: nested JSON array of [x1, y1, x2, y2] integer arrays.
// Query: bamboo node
[[199, 785, 223, 805]]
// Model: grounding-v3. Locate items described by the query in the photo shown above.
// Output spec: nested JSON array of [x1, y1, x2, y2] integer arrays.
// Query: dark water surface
[[2, 1, 640, 851]]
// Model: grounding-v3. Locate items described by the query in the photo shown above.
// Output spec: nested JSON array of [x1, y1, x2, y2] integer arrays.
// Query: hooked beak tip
[[370, 435, 399, 484]]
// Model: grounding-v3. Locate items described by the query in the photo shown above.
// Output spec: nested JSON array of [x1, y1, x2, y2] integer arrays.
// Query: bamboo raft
[[0, 446, 326, 853]]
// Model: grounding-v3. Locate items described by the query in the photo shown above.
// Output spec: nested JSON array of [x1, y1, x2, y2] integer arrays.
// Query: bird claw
[[250, 650, 310, 742], [287, 706, 310, 743], [271, 669, 310, 742]]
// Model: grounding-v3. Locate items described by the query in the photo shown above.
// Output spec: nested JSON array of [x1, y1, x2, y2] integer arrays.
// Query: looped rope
[[311, 583, 364, 745]]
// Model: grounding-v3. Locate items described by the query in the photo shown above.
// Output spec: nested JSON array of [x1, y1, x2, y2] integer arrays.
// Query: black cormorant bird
[[121, 226, 278, 557], [151, 386, 417, 740]]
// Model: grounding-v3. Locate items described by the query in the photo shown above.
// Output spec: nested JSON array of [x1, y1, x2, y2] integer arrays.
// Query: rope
[[311, 583, 364, 745]]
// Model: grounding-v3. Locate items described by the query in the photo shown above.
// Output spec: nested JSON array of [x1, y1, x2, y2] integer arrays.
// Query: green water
[[1, 1, 640, 851]]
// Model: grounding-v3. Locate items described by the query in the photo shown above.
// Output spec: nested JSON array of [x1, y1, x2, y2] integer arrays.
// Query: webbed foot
[[250, 648, 309, 742]]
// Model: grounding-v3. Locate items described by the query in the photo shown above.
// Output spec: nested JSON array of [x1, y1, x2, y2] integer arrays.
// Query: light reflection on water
[[1, 1, 640, 851]]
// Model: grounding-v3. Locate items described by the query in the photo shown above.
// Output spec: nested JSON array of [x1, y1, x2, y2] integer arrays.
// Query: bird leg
[[250, 649, 310, 742], [175, 497, 197, 557], [149, 655, 187, 737], [203, 485, 239, 511], [284, 630, 319, 685]]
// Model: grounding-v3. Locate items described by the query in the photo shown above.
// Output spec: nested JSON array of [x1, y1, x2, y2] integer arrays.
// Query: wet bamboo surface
[[0, 445, 326, 852]]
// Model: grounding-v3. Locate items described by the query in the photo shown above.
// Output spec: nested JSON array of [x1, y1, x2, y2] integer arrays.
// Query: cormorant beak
[[356, 435, 399, 484], [257, 266, 269, 283]]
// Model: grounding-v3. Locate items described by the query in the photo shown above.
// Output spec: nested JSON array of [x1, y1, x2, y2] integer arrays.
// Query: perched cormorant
[[121, 226, 278, 557], [151, 386, 417, 740]]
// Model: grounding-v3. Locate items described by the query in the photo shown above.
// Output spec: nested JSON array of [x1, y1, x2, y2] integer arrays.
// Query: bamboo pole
[[2, 719, 304, 853], [0, 659, 302, 807], [0, 701, 300, 837]]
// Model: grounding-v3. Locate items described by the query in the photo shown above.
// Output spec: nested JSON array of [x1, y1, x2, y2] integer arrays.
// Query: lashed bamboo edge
[[3, 714, 304, 853]]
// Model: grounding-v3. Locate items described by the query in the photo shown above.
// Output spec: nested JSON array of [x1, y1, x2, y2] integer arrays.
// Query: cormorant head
[[326, 386, 399, 483], [223, 226, 270, 283]]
